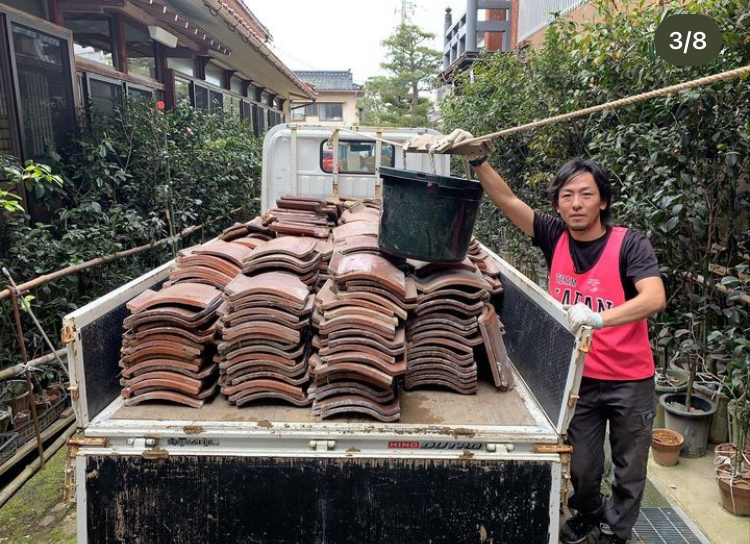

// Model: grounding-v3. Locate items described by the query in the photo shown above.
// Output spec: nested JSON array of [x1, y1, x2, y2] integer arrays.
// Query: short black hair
[[548, 158, 612, 224]]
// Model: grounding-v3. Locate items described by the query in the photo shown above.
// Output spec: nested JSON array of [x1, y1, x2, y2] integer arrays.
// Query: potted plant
[[0, 380, 31, 428], [651, 428, 683, 466], [653, 320, 689, 428], [715, 356, 750, 516], [660, 313, 717, 457]]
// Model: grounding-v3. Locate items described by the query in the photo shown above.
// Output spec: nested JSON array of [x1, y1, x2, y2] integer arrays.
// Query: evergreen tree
[[360, 23, 441, 127]]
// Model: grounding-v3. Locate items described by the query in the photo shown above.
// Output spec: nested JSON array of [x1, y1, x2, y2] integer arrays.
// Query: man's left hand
[[565, 303, 604, 332]]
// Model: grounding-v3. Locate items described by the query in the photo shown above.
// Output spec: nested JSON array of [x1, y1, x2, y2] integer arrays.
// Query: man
[[410, 131, 666, 544]]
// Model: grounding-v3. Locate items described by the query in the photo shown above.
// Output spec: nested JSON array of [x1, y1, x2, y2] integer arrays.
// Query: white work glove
[[402, 129, 493, 159], [564, 303, 604, 332]]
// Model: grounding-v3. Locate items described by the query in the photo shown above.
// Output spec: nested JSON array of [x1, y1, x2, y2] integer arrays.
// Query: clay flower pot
[[651, 428, 683, 466]]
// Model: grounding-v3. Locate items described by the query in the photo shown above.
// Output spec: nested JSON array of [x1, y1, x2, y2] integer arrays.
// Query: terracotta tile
[[123, 387, 216, 409], [120, 360, 216, 380], [122, 339, 202, 357], [310, 358, 394, 390], [414, 268, 491, 295], [332, 234, 381, 255], [312, 382, 395, 404], [332, 221, 378, 242], [326, 281, 408, 319], [191, 240, 255, 267], [126, 283, 222, 313], [224, 272, 309, 305], [233, 390, 312, 407], [127, 326, 215, 345], [318, 314, 397, 339], [327, 327, 405, 351], [122, 376, 203, 397], [221, 342, 306, 362], [320, 351, 406, 376], [246, 236, 319, 260], [478, 304, 515, 391], [328, 253, 406, 297]]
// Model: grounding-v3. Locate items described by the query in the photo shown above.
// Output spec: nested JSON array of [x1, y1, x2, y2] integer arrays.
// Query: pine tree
[[360, 23, 441, 127]]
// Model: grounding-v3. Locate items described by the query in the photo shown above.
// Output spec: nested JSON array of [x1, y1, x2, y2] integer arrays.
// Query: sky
[[248, 1, 466, 84]]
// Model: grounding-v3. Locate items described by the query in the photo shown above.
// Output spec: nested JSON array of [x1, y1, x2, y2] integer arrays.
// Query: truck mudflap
[[81, 454, 560, 544]]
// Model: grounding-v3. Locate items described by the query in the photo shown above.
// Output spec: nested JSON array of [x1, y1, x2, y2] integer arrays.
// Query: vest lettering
[[549, 227, 654, 380]]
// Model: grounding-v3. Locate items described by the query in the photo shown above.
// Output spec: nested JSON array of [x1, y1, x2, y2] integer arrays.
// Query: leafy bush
[[441, 0, 749, 377], [0, 101, 262, 367]]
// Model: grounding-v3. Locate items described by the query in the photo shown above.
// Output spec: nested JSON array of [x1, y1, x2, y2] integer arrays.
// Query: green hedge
[[441, 0, 749, 376], [0, 102, 262, 366]]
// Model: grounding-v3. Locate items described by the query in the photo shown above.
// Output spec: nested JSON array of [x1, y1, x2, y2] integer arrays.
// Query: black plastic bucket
[[378, 167, 483, 263]]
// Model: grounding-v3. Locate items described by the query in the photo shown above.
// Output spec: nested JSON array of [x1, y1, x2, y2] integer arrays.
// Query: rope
[[456, 64, 750, 149], [335, 126, 403, 148]]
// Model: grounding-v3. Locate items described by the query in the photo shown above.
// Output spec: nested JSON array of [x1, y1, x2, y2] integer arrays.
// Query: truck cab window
[[320, 141, 394, 174]]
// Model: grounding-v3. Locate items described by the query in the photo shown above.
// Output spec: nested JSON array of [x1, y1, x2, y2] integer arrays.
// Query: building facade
[[291, 70, 363, 127], [0, 0, 315, 167]]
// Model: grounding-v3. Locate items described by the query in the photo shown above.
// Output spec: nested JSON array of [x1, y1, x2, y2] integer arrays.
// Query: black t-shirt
[[532, 212, 660, 301]]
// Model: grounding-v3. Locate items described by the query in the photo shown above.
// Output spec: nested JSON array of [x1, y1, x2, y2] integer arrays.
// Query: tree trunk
[[411, 82, 419, 116]]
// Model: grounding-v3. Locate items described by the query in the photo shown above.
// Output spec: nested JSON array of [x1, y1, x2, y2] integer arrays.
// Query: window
[[241, 101, 254, 131], [305, 103, 318, 117], [11, 22, 76, 159], [319, 102, 343, 121], [230, 76, 244, 96], [291, 107, 304, 121], [175, 77, 190, 105], [320, 141, 394, 174], [209, 90, 223, 113], [125, 22, 155, 79], [126, 85, 153, 101], [193, 85, 208, 109], [87, 76, 122, 116], [204, 63, 222, 87], [65, 13, 115, 68], [168, 57, 194, 77]]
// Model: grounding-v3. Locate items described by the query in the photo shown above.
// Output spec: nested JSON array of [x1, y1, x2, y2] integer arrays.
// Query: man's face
[[554, 172, 607, 232]]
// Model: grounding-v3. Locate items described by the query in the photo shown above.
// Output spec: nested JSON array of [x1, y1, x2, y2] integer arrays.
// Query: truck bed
[[109, 381, 537, 427]]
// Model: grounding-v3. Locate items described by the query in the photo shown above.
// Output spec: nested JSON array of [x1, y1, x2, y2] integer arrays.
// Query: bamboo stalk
[[0, 205, 249, 303]]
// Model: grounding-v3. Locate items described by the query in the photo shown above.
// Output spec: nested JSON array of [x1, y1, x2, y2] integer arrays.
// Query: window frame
[[4, 10, 79, 161], [319, 139, 395, 175], [318, 102, 343, 121]]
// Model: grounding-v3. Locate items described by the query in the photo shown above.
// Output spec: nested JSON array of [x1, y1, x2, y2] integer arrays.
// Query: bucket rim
[[379, 166, 482, 191]]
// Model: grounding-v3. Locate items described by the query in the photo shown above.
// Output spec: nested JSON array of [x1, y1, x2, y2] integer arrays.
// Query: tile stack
[[217, 272, 314, 407], [309, 252, 416, 422], [120, 283, 222, 408], [467, 237, 504, 296], [220, 216, 274, 246], [242, 236, 323, 289], [167, 240, 254, 290], [264, 195, 339, 238], [404, 265, 492, 395], [478, 303, 515, 391]]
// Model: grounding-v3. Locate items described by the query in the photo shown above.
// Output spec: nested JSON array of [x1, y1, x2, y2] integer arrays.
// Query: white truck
[[64, 125, 589, 544]]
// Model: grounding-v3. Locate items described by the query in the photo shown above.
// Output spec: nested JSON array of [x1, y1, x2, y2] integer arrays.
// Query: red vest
[[549, 227, 654, 380]]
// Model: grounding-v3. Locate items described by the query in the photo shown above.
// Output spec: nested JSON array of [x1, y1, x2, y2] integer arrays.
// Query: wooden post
[[47, 0, 64, 25], [112, 13, 128, 74]]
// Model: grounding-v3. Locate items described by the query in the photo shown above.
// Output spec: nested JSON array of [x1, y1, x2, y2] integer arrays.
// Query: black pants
[[566, 376, 655, 540]]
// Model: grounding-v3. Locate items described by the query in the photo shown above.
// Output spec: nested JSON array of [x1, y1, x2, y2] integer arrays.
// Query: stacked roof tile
[[217, 272, 314, 406], [118, 195, 512, 419], [120, 283, 221, 408]]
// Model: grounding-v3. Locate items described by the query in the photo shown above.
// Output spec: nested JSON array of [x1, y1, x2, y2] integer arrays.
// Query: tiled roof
[[294, 70, 364, 91]]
